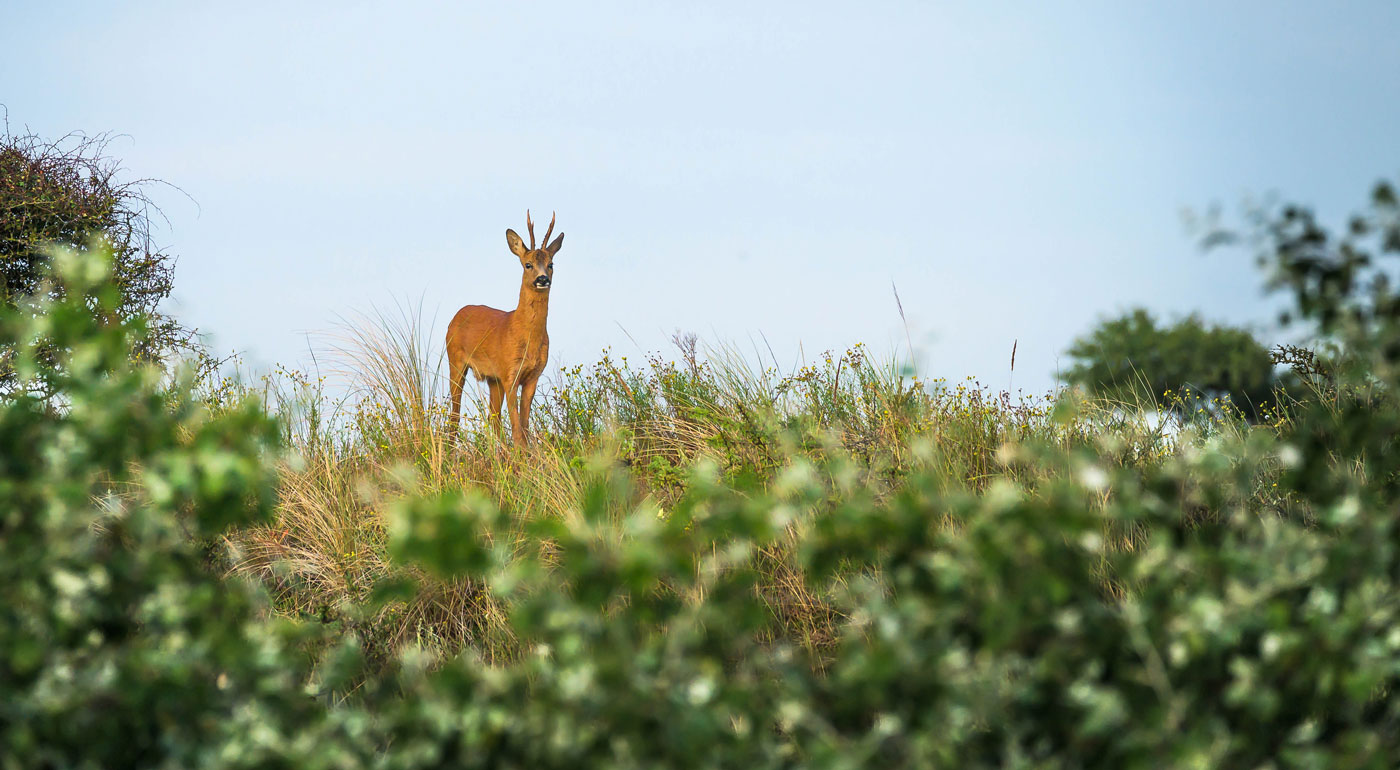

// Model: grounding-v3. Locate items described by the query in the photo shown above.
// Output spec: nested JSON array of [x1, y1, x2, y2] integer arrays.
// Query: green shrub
[[0, 248, 355, 768], [4, 180, 1400, 767], [0, 129, 198, 394]]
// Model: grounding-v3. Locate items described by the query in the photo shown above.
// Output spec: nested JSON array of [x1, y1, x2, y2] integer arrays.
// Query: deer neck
[[514, 279, 550, 333]]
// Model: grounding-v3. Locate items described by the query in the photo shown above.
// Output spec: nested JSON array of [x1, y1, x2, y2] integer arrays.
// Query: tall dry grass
[[205, 308, 1240, 665]]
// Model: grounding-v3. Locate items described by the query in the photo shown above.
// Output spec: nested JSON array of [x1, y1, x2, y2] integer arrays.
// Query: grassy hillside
[[203, 307, 1272, 668], [6, 182, 1400, 767]]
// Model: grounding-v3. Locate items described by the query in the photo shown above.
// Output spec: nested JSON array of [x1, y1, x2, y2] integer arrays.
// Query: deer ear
[[506, 229, 528, 258], [546, 233, 564, 257]]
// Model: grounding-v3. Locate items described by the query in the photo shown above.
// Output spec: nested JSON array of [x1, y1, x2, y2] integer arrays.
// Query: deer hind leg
[[518, 375, 539, 444], [447, 356, 468, 439], [487, 378, 506, 440]]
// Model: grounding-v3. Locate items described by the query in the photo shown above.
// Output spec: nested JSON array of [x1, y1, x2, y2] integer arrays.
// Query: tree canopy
[[0, 127, 194, 391], [1062, 309, 1283, 420]]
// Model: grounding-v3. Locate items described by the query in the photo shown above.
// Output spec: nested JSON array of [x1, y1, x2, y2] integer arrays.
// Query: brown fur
[[446, 213, 564, 445]]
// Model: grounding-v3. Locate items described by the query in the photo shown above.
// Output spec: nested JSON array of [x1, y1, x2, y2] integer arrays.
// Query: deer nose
[[534, 275, 550, 286]]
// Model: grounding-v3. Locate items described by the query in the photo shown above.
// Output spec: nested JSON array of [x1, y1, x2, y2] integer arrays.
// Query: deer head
[[506, 210, 564, 291]]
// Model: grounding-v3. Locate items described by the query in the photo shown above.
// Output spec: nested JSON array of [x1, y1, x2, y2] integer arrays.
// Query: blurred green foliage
[[1063, 309, 1283, 420], [3, 180, 1400, 767]]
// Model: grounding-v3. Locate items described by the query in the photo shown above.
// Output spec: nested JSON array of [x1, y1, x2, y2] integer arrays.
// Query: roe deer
[[446, 211, 563, 445]]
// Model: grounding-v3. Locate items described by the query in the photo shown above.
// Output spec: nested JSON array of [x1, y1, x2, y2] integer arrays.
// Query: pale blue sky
[[4, 2, 1398, 393]]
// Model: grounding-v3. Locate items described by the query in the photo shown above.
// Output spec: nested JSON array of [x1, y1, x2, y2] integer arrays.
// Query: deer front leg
[[519, 375, 539, 443], [503, 379, 525, 446], [487, 379, 505, 440]]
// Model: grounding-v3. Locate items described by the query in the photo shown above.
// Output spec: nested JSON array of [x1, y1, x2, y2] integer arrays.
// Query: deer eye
[[525, 263, 533, 269]]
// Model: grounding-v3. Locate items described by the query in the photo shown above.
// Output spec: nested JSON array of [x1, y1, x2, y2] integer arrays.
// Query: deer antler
[[540, 211, 556, 249], [526, 210, 536, 249]]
